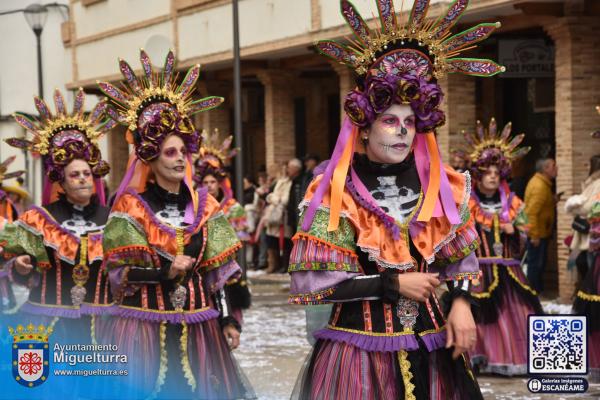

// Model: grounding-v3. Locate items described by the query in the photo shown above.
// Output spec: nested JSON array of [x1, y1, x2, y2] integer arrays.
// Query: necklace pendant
[[170, 284, 187, 310], [397, 296, 419, 331], [70, 285, 86, 307], [493, 242, 504, 257]]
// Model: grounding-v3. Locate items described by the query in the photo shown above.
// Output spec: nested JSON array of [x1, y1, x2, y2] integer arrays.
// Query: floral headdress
[[464, 118, 530, 180], [99, 49, 223, 162], [303, 0, 504, 232], [6, 88, 113, 205], [194, 129, 237, 182], [99, 50, 224, 220]]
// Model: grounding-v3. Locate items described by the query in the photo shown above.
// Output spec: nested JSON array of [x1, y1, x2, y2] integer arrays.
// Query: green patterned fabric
[[103, 215, 149, 250], [102, 214, 158, 270], [514, 208, 529, 231], [226, 202, 246, 220], [297, 208, 357, 253], [201, 213, 241, 266], [0, 222, 49, 266]]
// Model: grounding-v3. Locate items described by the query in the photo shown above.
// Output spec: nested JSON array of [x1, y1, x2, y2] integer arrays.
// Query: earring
[[362, 135, 369, 144]]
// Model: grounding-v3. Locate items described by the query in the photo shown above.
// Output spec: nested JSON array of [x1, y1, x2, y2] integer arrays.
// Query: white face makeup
[[150, 134, 187, 190], [364, 104, 417, 164], [479, 165, 501, 192], [61, 159, 94, 206]]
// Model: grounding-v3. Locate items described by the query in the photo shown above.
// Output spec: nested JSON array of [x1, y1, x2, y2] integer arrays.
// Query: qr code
[[529, 315, 587, 374]]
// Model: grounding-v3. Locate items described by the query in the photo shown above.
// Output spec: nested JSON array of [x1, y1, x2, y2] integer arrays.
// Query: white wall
[[73, 0, 169, 38]]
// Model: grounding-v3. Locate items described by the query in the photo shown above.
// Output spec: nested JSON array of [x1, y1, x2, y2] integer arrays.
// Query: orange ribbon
[[417, 132, 441, 222], [328, 126, 358, 231]]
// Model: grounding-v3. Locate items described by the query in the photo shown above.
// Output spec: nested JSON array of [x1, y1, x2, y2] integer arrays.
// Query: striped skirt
[[291, 339, 483, 400]]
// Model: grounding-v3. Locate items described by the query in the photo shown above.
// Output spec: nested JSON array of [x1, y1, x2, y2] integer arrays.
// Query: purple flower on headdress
[[395, 75, 421, 104], [366, 76, 395, 114], [415, 109, 446, 133], [472, 147, 512, 179], [47, 166, 63, 182], [136, 105, 199, 160], [92, 159, 110, 177], [136, 141, 160, 162], [344, 89, 375, 127], [411, 80, 444, 121]]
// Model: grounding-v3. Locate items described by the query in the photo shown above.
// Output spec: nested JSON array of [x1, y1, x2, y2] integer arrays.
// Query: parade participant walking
[[0, 156, 25, 314], [195, 129, 252, 317], [99, 50, 255, 399], [0, 89, 114, 341], [573, 107, 600, 383], [465, 119, 543, 376], [288, 0, 505, 398]]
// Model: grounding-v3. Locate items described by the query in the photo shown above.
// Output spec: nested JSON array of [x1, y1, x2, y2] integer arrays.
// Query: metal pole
[[33, 28, 44, 203], [232, 0, 243, 203], [34, 28, 44, 100], [232, 0, 245, 268]]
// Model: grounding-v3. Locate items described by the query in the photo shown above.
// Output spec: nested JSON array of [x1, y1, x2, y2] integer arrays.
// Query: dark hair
[[304, 154, 321, 163]]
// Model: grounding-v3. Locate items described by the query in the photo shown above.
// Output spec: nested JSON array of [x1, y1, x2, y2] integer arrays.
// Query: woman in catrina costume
[[195, 129, 251, 318], [288, 0, 506, 398], [0, 156, 25, 314], [464, 118, 543, 376], [0, 89, 114, 342], [573, 107, 600, 383], [98, 50, 255, 399]]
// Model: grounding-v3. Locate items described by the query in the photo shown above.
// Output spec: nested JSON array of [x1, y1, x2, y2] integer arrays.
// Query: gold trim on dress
[[398, 350, 416, 400], [326, 324, 414, 337], [577, 290, 600, 302]]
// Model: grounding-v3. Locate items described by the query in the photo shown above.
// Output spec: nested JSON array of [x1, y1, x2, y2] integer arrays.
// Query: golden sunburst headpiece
[[98, 49, 224, 162], [6, 88, 113, 182], [464, 118, 530, 179], [194, 129, 237, 183], [317, 0, 504, 79]]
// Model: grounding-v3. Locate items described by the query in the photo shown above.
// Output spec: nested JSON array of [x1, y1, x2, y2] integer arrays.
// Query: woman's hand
[[502, 223, 515, 235], [222, 324, 240, 350], [397, 272, 440, 302], [167, 255, 194, 279], [14, 255, 34, 276], [445, 296, 477, 359]]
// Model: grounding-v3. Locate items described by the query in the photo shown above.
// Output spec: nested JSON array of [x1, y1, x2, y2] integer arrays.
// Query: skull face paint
[[364, 104, 416, 164], [61, 159, 94, 206]]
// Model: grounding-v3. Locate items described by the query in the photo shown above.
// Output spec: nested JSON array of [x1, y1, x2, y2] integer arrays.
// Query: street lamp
[[23, 3, 48, 100], [24, 3, 48, 204]]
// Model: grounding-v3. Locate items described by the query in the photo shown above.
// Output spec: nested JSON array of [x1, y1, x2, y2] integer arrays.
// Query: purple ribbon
[[413, 134, 460, 225], [41, 175, 53, 206], [94, 177, 106, 206], [499, 181, 510, 223]]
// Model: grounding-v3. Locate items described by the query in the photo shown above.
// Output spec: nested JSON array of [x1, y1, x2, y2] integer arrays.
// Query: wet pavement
[[237, 271, 600, 400]]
